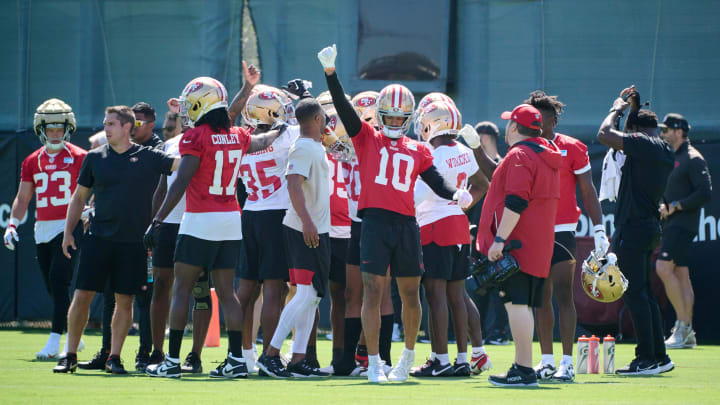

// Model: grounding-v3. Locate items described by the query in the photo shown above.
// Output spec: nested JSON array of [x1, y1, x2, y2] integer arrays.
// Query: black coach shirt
[[615, 132, 674, 229], [78, 143, 174, 243], [141, 133, 164, 150], [663, 141, 712, 232]]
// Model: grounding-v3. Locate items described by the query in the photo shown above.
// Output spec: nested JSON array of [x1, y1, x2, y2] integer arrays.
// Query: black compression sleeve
[[325, 72, 362, 136], [505, 194, 529, 214], [419, 166, 456, 201]]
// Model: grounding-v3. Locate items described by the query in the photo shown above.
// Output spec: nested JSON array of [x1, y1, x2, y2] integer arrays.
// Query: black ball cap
[[659, 113, 690, 131]]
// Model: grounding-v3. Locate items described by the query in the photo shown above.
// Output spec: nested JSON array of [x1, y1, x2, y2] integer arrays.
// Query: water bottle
[[576, 335, 589, 374], [603, 335, 615, 374], [588, 335, 600, 374], [146, 251, 154, 283]]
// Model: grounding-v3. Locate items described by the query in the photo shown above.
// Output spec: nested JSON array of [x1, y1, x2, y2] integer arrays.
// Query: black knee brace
[[193, 272, 212, 311]]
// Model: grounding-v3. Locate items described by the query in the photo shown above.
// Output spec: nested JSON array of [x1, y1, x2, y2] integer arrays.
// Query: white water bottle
[[576, 335, 589, 374], [603, 335, 616, 374]]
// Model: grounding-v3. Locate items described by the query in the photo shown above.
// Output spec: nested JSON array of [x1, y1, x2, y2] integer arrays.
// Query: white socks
[[457, 352, 468, 364], [472, 346, 486, 356], [561, 355, 573, 366], [542, 354, 555, 366], [436, 353, 450, 366]]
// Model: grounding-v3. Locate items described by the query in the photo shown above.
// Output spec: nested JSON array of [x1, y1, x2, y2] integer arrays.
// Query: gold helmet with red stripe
[[375, 84, 415, 139], [179, 77, 228, 128], [242, 86, 295, 128], [414, 92, 456, 136], [417, 101, 462, 142], [322, 108, 354, 162], [351, 91, 380, 126]]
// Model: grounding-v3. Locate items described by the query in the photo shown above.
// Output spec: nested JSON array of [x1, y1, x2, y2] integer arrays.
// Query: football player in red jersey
[[525, 91, 608, 383], [4, 99, 87, 359], [145, 76, 285, 379], [318, 44, 472, 383], [411, 101, 491, 378]]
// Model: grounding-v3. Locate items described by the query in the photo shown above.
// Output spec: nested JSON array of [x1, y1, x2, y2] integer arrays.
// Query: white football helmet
[[375, 84, 415, 139], [581, 251, 629, 303], [179, 77, 228, 128], [33, 98, 76, 151]]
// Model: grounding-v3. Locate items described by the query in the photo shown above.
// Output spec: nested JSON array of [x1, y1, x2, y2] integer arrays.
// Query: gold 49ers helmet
[[179, 77, 228, 127], [242, 86, 295, 128], [33, 98, 76, 151], [376, 84, 415, 139], [581, 251, 629, 303], [414, 92, 455, 136], [417, 101, 462, 142], [352, 91, 380, 126], [322, 108, 354, 162], [317, 91, 351, 112]]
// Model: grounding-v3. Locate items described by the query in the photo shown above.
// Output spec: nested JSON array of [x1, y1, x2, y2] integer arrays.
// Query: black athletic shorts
[[346, 221, 362, 266], [283, 225, 330, 297], [498, 271, 546, 308], [551, 231, 577, 266], [36, 227, 81, 292], [360, 209, 423, 278], [329, 237, 349, 285], [658, 226, 696, 267], [76, 234, 147, 295], [239, 210, 289, 281], [151, 222, 180, 268], [422, 243, 469, 281], [174, 234, 241, 271]]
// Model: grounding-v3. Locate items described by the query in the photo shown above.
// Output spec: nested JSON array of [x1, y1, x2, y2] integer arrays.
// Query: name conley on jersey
[[211, 133, 240, 145]]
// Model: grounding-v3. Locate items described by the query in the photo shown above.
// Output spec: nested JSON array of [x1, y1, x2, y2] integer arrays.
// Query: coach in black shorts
[[597, 86, 675, 375], [655, 113, 711, 349], [53, 105, 178, 374]]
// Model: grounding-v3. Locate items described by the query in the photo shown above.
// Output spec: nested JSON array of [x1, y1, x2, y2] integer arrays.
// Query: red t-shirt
[[476, 137, 562, 278], [179, 124, 251, 213], [20, 143, 87, 221], [351, 121, 434, 217], [328, 153, 351, 238], [553, 133, 591, 231]]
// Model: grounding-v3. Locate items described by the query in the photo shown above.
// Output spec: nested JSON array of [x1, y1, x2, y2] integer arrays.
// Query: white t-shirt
[[415, 142, 479, 226], [239, 125, 300, 211], [282, 137, 331, 234], [163, 136, 186, 224]]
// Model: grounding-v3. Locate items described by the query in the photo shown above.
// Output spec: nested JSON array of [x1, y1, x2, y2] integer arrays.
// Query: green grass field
[[1, 329, 718, 404]]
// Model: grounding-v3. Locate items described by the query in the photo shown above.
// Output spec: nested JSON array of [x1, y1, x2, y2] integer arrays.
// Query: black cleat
[[329, 359, 357, 376], [452, 360, 471, 377], [209, 356, 248, 379], [145, 358, 181, 378], [135, 348, 151, 371], [181, 352, 203, 373], [148, 349, 165, 366], [287, 358, 330, 378], [257, 354, 291, 378], [77, 349, 108, 370], [53, 355, 78, 373], [656, 355, 675, 374], [616, 358, 659, 376], [105, 356, 128, 374], [489, 364, 538, 387], [410, 358, 454, 377]]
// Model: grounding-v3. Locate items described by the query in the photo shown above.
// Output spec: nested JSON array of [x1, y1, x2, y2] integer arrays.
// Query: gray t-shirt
[[282, 137, 331, 234]]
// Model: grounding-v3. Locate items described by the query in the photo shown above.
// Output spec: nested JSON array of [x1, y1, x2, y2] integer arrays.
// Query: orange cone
[[204, 288, 220, 347]]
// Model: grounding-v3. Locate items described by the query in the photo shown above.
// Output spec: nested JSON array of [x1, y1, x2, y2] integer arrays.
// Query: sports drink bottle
[[588, 335, 600, 374], [603, 335, 615, 374], [576, 335, 589, 374]]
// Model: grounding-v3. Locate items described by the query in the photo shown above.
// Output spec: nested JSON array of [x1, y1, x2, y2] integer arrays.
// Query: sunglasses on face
[[660, 127, 670, 133], [135, 120, 153, 127]]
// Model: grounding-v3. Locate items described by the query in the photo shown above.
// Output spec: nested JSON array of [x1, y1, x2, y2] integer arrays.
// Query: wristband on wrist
[[494, 236, 506, 244], [9, 218, 20, 227], [593, 224, 605, 234]]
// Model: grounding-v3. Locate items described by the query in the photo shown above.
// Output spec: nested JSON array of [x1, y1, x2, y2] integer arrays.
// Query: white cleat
[[388, 351, 414, 382], [36, 346, 60, 360], [367, 361, 388, 384]]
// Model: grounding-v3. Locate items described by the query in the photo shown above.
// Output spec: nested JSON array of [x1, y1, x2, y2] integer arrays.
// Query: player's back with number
[[179, 123, 250, 239], [21, 143, 87, 224]]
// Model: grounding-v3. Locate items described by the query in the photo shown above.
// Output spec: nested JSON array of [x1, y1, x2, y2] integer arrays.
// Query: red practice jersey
[[476, 137, 562, 278], [351, 121, 434, 217], [178, 124, 251, 241], [20, 143, 87, 243], [328, 153, 351, 238], [553, 133, 591, 232], [341, 158, 361, 222]]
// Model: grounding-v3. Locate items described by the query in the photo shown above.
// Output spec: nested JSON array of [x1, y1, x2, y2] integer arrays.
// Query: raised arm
[[318, 45, 362, 137], [228, 61, 260, 124]]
